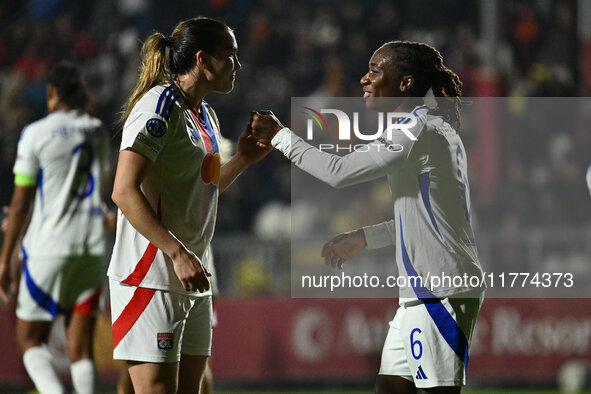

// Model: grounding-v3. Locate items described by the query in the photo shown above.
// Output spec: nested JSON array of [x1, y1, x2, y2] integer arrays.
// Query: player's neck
[[48, 102, 71, 113], [175, 74, 207, 108]]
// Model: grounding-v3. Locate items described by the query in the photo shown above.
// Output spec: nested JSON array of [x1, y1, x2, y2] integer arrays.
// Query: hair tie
[[423, 87, 438, 109], [163, 36, 174, 72]]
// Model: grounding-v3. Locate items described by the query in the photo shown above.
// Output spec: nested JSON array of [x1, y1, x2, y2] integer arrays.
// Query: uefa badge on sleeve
[[157, 332, 173, 351], [146, 118, 167, 137]]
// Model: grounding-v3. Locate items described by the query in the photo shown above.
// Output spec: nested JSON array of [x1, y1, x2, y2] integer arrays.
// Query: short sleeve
[[96, 123, 112, 175], [121, 87, 177, 162], [13, 125, 39, 177]]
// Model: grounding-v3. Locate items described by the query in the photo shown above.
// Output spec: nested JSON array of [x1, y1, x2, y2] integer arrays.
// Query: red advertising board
[[470, 298, 591, 380], [210, 297, 591, 382], [211, 298, 394, 380], [0, 297, 590, 388]]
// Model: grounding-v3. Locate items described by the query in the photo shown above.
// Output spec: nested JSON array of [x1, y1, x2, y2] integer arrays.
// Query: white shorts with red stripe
[[16, 252, 104, 321], [109, 279, 212, 363]]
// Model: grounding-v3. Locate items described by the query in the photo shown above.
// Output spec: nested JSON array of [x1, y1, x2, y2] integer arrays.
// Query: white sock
[[23, 345, 65, 394], [70, 358, 97, 394]]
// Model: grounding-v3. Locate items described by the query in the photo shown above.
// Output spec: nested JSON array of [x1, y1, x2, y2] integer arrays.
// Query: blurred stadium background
[[1, 0, 591, 392]]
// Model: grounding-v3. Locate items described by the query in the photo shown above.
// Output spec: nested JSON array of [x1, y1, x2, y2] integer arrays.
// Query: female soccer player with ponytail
[[108, 17, 270, 393], [252, 41, 484, 393]]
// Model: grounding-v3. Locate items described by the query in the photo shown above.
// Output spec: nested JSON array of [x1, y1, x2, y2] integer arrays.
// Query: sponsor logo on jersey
[[201, 153, 221, 185], [461, 237, 477, 246], [146, 118, 167, 137], [377, 137, 394, 147], [157, 332, 174, 351], [135, 134, 161, 154]]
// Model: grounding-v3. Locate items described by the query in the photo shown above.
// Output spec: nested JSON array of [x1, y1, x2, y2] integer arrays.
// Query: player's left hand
[[235, 124, 273, 165], [102, 204, 117, 233], [321, 229, 367, 269], [0, 258, 19, 303], [0, 262, 10, 303]]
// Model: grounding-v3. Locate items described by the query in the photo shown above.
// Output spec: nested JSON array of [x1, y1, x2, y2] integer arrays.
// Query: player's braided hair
[[121, 17, 232, 124], [46, 62, 90, 112], [383, 41, 463, 129]]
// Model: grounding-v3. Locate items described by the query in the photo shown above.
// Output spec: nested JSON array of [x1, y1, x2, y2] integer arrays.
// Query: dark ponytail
[[382, 41, 463, 129]]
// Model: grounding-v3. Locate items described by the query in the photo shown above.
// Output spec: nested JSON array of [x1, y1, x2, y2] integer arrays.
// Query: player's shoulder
[[71, 110, 104, 128], [202, 99, 218, 118], [201, 99, 216, 114], [29, 112, 58, 130], [19, 113, 56, 140], [424, 113, 457, 139], [134, 83, 183, 120], [394, 105, 429, 141], [202, 99, 213, 110]]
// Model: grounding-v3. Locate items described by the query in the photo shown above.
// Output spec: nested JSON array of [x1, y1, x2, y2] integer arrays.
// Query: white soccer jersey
[[107, 82, 222, 295], [13, 110, 109, 258], [273, 106, 484, 300]]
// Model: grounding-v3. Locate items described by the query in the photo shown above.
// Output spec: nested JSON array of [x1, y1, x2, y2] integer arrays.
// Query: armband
[[14, 173, 36, 187]]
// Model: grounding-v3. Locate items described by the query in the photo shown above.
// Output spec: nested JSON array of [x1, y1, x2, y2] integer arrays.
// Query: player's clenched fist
[[172, 247, 211, 293], [250, 110, 284, 147]]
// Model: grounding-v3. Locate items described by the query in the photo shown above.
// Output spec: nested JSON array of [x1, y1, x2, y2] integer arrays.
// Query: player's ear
[[399, 75, 414, 93], [46, 84, 59, 112], [47, 84, 56, 99], [196, 50, 211, 71]]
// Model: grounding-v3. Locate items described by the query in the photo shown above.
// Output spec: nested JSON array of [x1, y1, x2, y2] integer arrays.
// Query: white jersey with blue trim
[[272, 106, 484, 300], [107, 82, 222, 295], [13, 110, 109, 258]]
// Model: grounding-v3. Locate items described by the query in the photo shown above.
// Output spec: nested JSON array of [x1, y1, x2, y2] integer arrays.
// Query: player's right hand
[[172, 248, 211, 293], [250, 110, 284, 148], [321, 229, 367, 269]]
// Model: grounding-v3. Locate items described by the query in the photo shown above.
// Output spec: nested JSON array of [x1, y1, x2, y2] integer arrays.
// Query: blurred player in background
[[251, 41, 485, 393], [108, 16, 271, 394], [0, 62, 110, 394]]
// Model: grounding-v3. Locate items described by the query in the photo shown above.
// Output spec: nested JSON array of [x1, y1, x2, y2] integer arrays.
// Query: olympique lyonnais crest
[[157, 332, 173, 351]]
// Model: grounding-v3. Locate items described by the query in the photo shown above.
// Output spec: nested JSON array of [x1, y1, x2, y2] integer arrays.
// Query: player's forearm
[[112, 186, 184, 260], [272, 128, 385, 188], [219, 154, 249, 193], [0, 193, 31, 266]]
